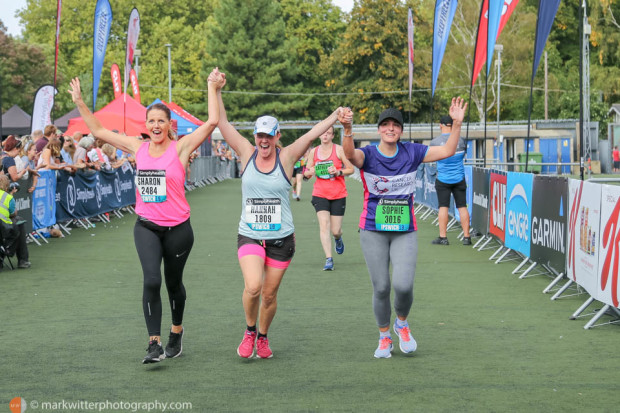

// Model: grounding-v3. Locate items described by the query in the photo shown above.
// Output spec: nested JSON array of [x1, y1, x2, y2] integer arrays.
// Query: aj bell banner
[[597, 185, 620, 308], [504, 172, 533, 257], [488, 171, 507, 241], [567, 179, 601, 297], [471, 167, 490, 234], [32, 170, 57, 230], [530, 176, 567, 274], [55, 168, 136, 220]]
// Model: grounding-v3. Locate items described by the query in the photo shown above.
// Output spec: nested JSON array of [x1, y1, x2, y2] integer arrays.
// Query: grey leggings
[[359, 229, 418, 328]]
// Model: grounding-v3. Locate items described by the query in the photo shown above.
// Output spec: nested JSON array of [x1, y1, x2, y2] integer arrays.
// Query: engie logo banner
[[567, 179, 601, 297], [597, 185, 620, 308], [56, 168, 136, 220], [504, 172, 533, 257], [530, 176, 567, 274], [488, 171, 507, 242], [471, 167, 490, 234]]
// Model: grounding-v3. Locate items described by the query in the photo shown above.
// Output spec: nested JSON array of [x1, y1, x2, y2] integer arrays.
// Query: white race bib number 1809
[[246, 198, 282, 231]]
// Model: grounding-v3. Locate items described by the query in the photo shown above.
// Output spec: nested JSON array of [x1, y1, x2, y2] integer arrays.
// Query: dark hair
[[146, 103, 175, 140]]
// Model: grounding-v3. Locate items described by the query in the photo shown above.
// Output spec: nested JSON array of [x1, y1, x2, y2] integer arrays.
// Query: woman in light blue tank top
[[209, 68, 351, 359]]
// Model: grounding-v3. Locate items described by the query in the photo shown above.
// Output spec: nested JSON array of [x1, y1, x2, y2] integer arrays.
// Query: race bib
[[136, 170, 166, 203], [375, 198, 410, 231], [314, 160, 334, 180], [245, 198, 282, 231], [294, 160, 302, 169]]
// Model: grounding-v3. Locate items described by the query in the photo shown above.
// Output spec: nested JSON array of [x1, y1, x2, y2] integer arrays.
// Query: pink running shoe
[[256, 336, 273, 359], [237, 330, 257, 358]]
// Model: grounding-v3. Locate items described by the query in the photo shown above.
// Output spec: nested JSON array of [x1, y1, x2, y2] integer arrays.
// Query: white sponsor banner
[[566, 179, 601, 297], [31, 85, 57, 134], [597, 185, 620, 308]]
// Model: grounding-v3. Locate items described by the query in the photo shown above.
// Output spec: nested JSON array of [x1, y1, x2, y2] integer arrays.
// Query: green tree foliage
[[0, 21, 55, 114], [17, 0, 215, 118], [322, 0, 431, 124], [5, 0, 617, 130], [203, 0, 307, 122], [280, 0, 347, 118]]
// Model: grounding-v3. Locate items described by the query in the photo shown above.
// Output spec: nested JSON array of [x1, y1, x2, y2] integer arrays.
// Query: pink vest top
[[135, 140, 190, 226], [311, 144, 347, 200]]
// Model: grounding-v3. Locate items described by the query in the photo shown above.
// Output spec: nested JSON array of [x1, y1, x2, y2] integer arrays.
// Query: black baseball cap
[[377, 108, 404, 128], [440, 115, 453, 126]]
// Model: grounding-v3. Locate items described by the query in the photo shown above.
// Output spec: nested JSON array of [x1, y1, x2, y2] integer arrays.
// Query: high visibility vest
[[0, 190, 14, 225]]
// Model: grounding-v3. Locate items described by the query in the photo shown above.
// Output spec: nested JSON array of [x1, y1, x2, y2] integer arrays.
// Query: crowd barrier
[[415, 166, 620, 329], [11, 156, 237, 243]]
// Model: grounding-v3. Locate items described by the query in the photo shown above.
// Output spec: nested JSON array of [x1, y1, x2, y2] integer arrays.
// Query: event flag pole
[[52, 0, 62, 122], [465, 0, 486, 161], [93, 0, 113, 112], [408, 7, 414, 142]]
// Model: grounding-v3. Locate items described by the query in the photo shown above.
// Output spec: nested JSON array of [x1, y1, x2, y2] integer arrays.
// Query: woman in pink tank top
[[68, 72, 225, 364], [303, 126, 355, 271]]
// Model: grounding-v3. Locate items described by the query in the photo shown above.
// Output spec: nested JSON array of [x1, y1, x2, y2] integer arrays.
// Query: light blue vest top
[[238, 149, 294, 239]]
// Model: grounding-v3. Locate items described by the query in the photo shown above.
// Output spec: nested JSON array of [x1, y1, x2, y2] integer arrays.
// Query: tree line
[[1, 0, 618, 135]]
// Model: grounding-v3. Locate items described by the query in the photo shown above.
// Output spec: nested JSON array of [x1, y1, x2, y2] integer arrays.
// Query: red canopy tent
[[65, 93, 148, 136]]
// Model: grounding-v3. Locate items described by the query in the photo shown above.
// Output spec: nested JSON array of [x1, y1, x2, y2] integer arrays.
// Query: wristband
[[343, 134, 353, 138]]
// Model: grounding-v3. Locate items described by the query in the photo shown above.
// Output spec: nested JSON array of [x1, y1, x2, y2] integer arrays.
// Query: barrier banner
[[504, 172, 533, 257], [423, 164, 439, 210], [488, 171, 507, 242], [55, 168, 136, 220], [32, 170, 57, 230], [530, 175, 567, 274], [471, 167, 490, 234], [567, 179, 601, 296], [454, 165, 473, 223], [415, 167, 426, 206], [597, 185, 620, 308], [14, 176, 34, 234]]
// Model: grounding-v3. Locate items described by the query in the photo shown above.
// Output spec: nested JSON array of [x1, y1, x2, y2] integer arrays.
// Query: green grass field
[[2, 178, 618, 412]]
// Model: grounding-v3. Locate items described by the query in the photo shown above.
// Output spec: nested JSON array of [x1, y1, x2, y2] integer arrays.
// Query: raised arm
[[335, 145, 355, 176], [68, 78, 142, 155], [211, 69, 255, 166], [176, 69, 225, 163], [340, 107, 364, 168], [280, 108, 343, 170], [423, 97, 467, 163]]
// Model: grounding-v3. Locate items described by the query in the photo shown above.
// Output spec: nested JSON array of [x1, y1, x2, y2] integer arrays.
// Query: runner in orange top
[[304, 125, 355, 270]]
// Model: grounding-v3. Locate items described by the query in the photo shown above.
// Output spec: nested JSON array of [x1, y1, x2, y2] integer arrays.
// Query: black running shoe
[[462, 237, 472, 246], [143, 340, 165, 364], [431, 237, 449, 245], [165, 329, 184, 358]]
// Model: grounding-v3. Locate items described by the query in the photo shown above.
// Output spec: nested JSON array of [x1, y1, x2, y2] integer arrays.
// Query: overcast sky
[[1, 0, 354, 37]]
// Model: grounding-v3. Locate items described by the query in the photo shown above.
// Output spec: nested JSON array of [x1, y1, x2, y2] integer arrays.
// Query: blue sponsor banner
[[93, 0, 113, 111], [423, 164, 439, 210], [532, 0, 561, 80], [504, 172, 533, 257], [32, 170, 57, 230], [415, 167, 426, 206], [486, 0, 504, 76], [431, 0, 458, 96], [454, 165, 473, 223], [56, 167, 136, 221]]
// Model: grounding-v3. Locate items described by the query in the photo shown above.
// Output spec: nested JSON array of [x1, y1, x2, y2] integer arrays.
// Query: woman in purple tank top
[[343, 98, 467, 359], [68, 72, 225, 364]]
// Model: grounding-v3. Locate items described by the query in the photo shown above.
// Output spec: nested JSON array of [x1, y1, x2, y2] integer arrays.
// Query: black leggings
[[134, 217, 194, 336]]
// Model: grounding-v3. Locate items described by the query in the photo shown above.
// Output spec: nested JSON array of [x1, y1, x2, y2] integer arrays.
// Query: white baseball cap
[[254, 116, 280, 136]]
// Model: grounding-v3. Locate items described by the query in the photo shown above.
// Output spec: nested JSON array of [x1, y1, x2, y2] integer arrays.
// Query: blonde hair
[[101, 143, 116, 160]]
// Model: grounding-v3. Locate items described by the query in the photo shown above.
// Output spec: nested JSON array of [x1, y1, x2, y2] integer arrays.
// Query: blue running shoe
[[335, 237, 345, 254], [323, 257, 334, 271], [374, 336, 393, 358], [393, 322, 417, 354]]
